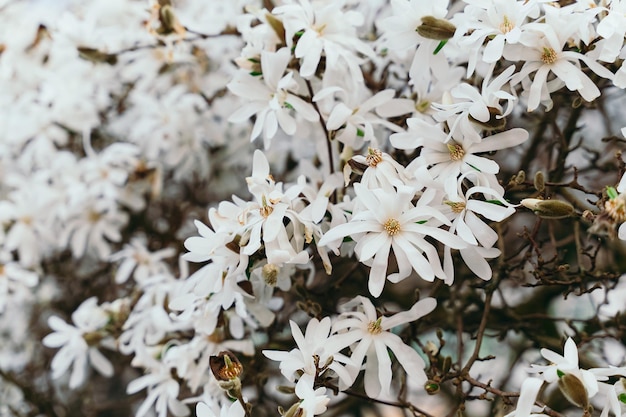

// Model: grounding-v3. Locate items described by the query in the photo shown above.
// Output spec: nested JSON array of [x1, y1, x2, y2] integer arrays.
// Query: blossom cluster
[[1, 0, 626, 416]]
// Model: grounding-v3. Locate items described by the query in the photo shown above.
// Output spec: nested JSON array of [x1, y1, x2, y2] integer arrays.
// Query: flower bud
[[77, 47, 118, 65], [425, 380, 440, 395], [210, 351, 243, 382], [534, 171, 545, 192], [416, 16, 456, 41], [514, 170, 526, 185], [520, 198, 574, 219], [557, 372, 589, 409]]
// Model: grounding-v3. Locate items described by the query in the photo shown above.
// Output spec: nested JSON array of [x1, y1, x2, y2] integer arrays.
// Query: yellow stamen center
[[447, 143, 465, 161], [366, 147, 383, 167], [260, 195, 274, 218], [541, 47, 558, 64], [368, 317, 383, 335], [445, 201, 466, 213], [383, 218, 401, 236], [499, 15, 514, 34], [605, 195, 626, 223]]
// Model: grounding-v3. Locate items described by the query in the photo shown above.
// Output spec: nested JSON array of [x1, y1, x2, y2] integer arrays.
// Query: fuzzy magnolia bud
[[534, 171, 545, 192], [514, 170, 526, 185], [557, 371, 589, 409], [521, 198, 575, 219], [416, 16, 456, 41]]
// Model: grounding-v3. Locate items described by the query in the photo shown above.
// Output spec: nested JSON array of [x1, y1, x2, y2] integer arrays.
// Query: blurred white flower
[[227, 47, 318, 148], [42, 297, 113, 389]]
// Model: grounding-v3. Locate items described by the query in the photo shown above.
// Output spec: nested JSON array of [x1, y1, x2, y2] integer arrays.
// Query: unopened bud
[[416, 16, 456, 41], [425, 380, 440, 395], [441, 356, 452, 374], [558, 372, 589, 409], [514, 170, 526, 185], [277, 385, 296, 394], [521, 198, 574, 219], [534, 171, 545, 192], [77, 46, 118, 65], [424, 341, 438, 356]]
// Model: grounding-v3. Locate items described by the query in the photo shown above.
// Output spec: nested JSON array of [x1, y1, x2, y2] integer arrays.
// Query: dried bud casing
[[265, 13, 286, 44], [468, 106, 506, 131], [558, 372, 589, 409], [521, 198, 575, 219], [210, 351, 243, 381], [514, 170, 526, 185], [416, 16, 456, 41]]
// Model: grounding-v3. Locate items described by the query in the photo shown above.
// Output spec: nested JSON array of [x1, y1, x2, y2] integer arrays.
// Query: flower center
[[447, 143, 465, 161], [445, 201, 466, 213], [262, 263, 279, 286], [416, 100, 430, 113], [541, 47, 558, 64], [367, 317, 382, 335], [366, 147, 383, 167], [499, 15, 514, 34], [605, 195, 626, 223], [260, 195, 274, 218], [383, 218, 401, 236]]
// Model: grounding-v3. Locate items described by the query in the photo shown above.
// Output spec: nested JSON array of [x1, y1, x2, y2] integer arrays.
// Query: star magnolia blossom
[[392, 119, 529, 188], [331, 296, 437, 399], [505, 9, 614, 111], [318, 183, 466, 297], [227, 47, 318, 147]]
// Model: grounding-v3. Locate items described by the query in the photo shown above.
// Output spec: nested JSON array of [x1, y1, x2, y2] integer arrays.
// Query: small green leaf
[[467, 163, 481, 172], [250, 71, 262, 76], [284, 102, 294, 110], [416, 220, 427, 224], [433, 40, 447, 55], [557, 369, 565, 378], [356, 128, 364, 137], [486, 199, 505, 206], [607, 186, 619, 200], [619, 393, 626, 404]]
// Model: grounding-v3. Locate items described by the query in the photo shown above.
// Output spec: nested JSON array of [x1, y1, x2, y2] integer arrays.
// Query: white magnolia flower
[[391, 119, 529, 188], [505, 8, 614, 111], [127, 366, 190, 417], [331, 296, 436, 399], [294, 374, 330, 416], [42, 297, 113, 389], [196, 400, 245, 417], [318, 183, 466, 297], [503, 377, 548, 417], [227, 47, 318, 148], [273, 0, 374, 82], [441, 174, 515, 282], [263, 317, 352, 387]]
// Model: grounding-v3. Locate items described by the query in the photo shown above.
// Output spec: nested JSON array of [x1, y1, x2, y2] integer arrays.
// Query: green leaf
[[619, 393, 626, 404], [250, 71, 262, 76], [607, 186, 619, 200], [557, 369, 565, 378], [356, 128, 364, 137], [433, 40, 447, 55]]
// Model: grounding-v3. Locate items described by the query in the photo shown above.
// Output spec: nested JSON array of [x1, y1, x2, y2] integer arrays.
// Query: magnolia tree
[[3, 0, 626, 416]]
